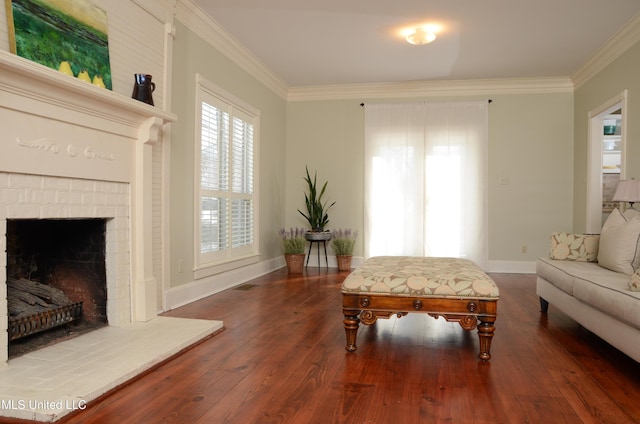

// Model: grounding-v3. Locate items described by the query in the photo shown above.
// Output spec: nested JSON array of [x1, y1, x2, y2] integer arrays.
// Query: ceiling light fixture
[[406, 28, 436, 45]]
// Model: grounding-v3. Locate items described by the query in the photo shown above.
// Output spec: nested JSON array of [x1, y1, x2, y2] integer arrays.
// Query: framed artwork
[[5, 0, 112, 89]]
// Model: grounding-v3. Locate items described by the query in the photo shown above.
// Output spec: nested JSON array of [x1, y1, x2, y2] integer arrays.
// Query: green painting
[[5, 0, 112, 89]]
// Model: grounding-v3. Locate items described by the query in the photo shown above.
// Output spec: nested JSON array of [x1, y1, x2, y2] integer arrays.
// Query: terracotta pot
[[285, 253, 306, 274], [336, 255, 353, 271]]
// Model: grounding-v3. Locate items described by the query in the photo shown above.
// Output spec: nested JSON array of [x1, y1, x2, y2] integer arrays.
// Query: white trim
[[165, 256, 284, 310], [165, 256, 535, 311], [572, 12, 640, 89], [196, 74, 260, 116], [175, 0, 288, 99], [586, 90, 627, 233], [486, 260, 537, 274], [303, 255, 366, 270], [193, 74, 260, 274], [193, 254, 260, 280], [160, 16, 176, 313], [175, 0, 639, 100], [287, 77, 574, 102]]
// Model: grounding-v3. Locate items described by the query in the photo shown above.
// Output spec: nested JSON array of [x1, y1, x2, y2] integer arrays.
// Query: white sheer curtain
[[364, 101, 488, 269]]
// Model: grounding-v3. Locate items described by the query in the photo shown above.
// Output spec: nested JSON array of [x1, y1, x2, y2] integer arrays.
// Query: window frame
[[193, 74, 260, 278]]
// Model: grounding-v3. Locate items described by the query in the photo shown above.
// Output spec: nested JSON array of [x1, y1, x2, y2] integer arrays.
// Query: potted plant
[[279, 227, 307, 273], [331, 228, 358, 271], [298, 166, 335, 239]]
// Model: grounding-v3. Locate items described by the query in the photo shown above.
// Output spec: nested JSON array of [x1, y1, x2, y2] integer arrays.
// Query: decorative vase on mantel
[[132, 73, 155, 105]]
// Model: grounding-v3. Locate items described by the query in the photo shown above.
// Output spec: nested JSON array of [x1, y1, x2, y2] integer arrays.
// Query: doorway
[[586, 90, 627, 233]]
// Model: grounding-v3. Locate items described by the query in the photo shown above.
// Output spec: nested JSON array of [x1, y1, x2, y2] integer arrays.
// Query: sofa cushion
[[573, 276, 640, 330], [538, 257, 640, 329], [537, 256, 608, 296], [597, 208, 640, 275], [549, 232, 599, 262]]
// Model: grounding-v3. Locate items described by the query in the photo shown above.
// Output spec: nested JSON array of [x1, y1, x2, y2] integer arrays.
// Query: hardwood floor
[[6, 269, 640, 423]]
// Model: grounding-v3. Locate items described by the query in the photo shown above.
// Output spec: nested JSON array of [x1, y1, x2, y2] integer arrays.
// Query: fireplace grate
[[8, 302, 83, 341]]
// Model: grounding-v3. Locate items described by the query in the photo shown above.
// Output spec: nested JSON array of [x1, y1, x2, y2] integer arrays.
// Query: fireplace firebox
[[6, 219, 108, 357]]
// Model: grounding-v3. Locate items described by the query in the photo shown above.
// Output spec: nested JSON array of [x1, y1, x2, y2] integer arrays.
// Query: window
[[364, 101, 488, 269], [195, 75, 259, 274]]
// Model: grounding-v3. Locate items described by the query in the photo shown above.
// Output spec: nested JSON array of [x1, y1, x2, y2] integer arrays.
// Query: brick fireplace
[[0, 7, 225, 422], [0, 51, 175, 364]]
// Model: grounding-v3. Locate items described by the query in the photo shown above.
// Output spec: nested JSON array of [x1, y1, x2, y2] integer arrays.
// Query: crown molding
[[174, 0, 288, 99], [174, 0, 638, 102], [287, 77, 574, 102], [572, 12, 640, 89]]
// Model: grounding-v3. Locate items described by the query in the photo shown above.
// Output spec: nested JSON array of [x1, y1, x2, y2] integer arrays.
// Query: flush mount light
[[406, 27, 436, 45]]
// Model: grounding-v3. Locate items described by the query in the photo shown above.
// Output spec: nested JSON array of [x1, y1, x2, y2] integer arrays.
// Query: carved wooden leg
[[343, 309, 361, 352], [477, 316, 496, 361], [539, 297, 549, 313]]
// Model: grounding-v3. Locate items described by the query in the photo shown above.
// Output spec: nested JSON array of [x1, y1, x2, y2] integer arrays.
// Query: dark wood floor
[[8, 268, 640, 423]]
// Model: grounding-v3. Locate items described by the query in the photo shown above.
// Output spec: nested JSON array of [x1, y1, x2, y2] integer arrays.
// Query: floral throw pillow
[[631, 270, 640, 292], [549, 232, 600, 262]]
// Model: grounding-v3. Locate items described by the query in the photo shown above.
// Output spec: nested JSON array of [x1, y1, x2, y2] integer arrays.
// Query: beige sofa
[[536, 210, 640, 363]]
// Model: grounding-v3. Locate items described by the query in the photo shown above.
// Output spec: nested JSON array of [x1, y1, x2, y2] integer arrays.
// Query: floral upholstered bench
[[342, 256, 499, 360]]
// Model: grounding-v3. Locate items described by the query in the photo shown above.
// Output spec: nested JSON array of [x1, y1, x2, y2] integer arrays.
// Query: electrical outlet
[[521, 245, 527, 254]]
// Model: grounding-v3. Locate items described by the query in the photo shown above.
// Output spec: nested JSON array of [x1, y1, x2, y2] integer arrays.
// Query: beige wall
[[169, 18, 578, 279], [574, 41, 640, 232], [170, 20, 287, 288], [285, 101, 366, 255], [285, 92, 574, 266]]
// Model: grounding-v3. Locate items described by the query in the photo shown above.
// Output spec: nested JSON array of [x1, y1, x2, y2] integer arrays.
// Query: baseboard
[[164, 256, 285, 311], [304, 255, 365, 269], [165, 256, 524, 312], [486, 260, 537, 274]]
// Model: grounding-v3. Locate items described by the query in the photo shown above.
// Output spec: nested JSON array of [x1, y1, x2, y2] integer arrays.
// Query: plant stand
[[305, 232, 332, 268]]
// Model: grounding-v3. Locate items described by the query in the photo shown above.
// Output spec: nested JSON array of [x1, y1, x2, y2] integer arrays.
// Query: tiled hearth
[[0, 52, 224, 421], [0, 317, 222, 422]]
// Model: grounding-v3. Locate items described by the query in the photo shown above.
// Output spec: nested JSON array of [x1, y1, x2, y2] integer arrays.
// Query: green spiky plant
[[298, 166, 335, 232]]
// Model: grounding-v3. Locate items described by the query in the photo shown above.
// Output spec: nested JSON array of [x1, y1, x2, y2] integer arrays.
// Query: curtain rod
[[360, 99, 493, 107]]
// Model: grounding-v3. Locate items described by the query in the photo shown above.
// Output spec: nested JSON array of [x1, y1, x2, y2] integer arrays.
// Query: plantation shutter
[[200, 102, 229, 253], [196, 75, 259, 271], [230, 114, 254, 248]]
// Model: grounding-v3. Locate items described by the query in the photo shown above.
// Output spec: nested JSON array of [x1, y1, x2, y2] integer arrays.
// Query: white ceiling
[[192, 0, 640, 88]]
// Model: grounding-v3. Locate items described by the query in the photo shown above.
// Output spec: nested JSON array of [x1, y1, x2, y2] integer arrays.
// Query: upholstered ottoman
[[342, 256, 499, 360]]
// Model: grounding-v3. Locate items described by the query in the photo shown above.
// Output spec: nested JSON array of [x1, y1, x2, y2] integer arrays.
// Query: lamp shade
[[612, 179, 640, 202]]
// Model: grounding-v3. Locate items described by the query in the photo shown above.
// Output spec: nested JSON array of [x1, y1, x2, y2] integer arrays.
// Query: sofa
[[536, 207, 640, 363]]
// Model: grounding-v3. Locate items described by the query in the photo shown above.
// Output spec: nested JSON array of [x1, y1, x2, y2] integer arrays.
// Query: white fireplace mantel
[[0, 51, 176, 178], [0, 50, 177, 325]]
